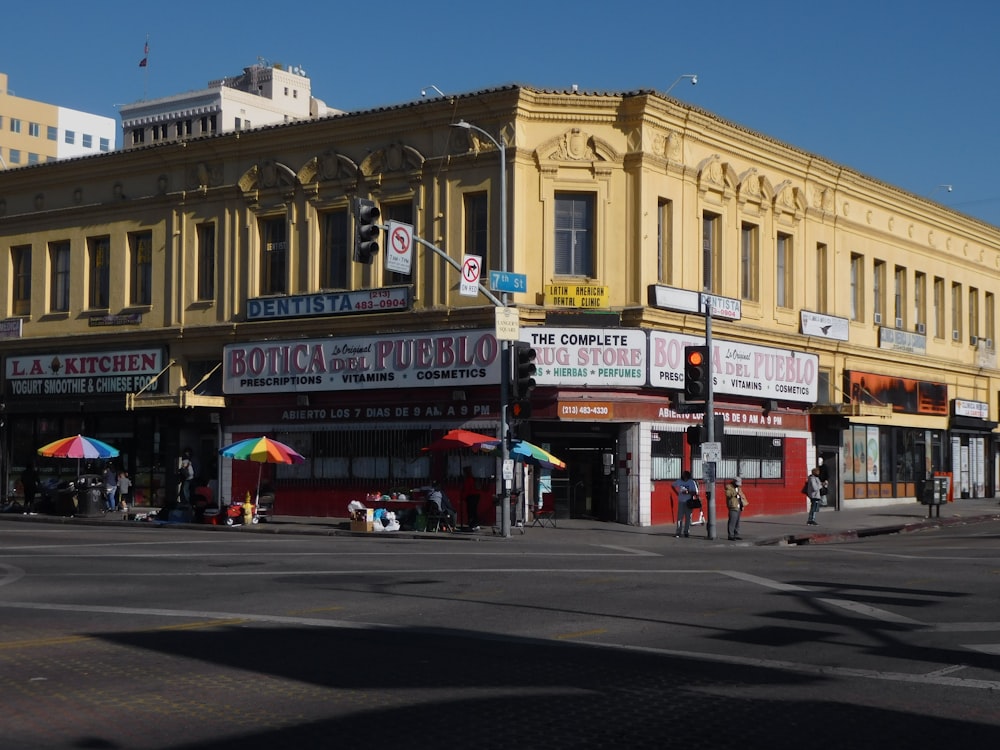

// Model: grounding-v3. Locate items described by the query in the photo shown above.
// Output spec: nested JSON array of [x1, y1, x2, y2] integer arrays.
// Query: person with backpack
[[178, 449, 195, 505], [805, 466, 825, 525], [672, 470, 700, 538]]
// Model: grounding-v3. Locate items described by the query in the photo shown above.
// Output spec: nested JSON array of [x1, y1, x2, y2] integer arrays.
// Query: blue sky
[[5, 0, 1000, 225]]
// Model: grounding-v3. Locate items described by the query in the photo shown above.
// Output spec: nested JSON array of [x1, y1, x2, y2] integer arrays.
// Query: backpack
[[801, 479, 811, 496]]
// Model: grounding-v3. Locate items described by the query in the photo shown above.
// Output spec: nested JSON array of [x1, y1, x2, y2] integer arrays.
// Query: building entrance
[[531, 422, 619, 521]]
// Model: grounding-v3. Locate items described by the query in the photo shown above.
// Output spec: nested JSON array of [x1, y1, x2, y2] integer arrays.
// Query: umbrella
[[219, 436, 306, 505], [510, 439, 566, 471], [38, 434, 120, 476], [420, 429, 501, 453]]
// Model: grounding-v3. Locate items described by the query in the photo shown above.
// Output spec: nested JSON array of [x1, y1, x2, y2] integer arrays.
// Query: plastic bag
[[348, 499, 367, 514]]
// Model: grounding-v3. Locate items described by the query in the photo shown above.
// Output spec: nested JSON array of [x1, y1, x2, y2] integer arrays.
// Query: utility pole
[[703, 291, 717, 540]]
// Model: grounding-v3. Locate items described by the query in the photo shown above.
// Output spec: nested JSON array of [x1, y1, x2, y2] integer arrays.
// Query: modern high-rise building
[[118, 61, 339, 149], [0, 72, 116, 168]]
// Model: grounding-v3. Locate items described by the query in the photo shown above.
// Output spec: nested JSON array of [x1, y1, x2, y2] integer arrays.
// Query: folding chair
[[530, 494, 556, 528]]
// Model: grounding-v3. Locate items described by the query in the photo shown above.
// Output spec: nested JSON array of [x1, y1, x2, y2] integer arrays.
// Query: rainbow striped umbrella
[[38, 434, 120, 477], [510, 439, 566, 471], [219, 437, 305, 505]]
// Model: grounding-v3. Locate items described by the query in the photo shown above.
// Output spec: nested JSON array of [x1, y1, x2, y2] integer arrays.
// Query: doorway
[[531, 422, 619, 521]]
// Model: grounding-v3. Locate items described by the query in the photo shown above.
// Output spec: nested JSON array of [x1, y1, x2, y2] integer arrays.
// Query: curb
[[756, 512, 1000, 546]]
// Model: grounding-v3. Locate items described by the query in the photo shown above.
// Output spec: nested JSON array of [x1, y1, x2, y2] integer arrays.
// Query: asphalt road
[[1, 518, 999, 749]]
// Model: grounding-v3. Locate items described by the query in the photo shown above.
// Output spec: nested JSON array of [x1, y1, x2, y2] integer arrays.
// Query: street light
[[421, 85, 446, 98], [665, 74, 698, 96], [451, 118, 513, 537]]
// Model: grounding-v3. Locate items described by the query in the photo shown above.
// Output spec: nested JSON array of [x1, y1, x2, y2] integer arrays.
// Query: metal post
[[452, 120, 511, 537], [704, 292, 716, 540]]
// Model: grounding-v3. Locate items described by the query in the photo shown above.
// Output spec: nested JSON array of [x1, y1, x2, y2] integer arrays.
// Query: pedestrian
[[672, 470, 699, 538], [462, 466, 480, 531], [178, 449, 194, 504], [806, 466, 824, 525], [117, 469, 132, 511], [725, 476, 748, 540], [426, 479, 457, 531], [104, 463, 118, 511], [20, 462, 38, 513]]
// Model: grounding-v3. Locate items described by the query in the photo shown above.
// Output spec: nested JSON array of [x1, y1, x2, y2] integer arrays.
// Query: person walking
[[20, 462, 38, 513], [806, 466, 824, 525], [672, 470, 699, 538], [725, 476, 748, 540], [178, 449, 195, 504], [104, 463, 118, 511], [117, 469, 132, 511]]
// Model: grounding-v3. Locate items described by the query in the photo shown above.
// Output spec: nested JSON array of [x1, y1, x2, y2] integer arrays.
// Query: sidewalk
[[3, 496, 1000, 546]]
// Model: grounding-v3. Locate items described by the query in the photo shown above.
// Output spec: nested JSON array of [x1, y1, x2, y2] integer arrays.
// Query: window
[[651, 430, 684, 480], [986, 292, 995, 345], [27, 153, 39, 165], [47, 126, 57, 141], [28, 122, 40, 137], [82, 134, 92, 149], [690, 433, 785, 481], [702, 212, 721, 292], [658, 199, 673, 283], [850, 254, 863, 321], [740, 223, 759, 302], [776, 232, 793, 308], [464, 192, 489, 265], [178, 120, 192, 137], [64, 130, 75, 145], [934, 277, 945, 339], [969, 287, 979, 341], [49, 241, 71, 313], [914, 272, 926, 332], [10, 118, 21, 133], [259, 217, 287, 295], [11, 245, 31, 316], [894, 266, 906, 327], [320, 209, 348, 290], [197, 223, 216, 301], [130, 231, 153, 306], [88, 236, 110, 310], [815, 242, 828, 313], [383, 202, 414, 287], [9, 149, 20, 164], [99, 137, 110, 152], [130, 129, 145, 145], [555, 193, 595, 277], [873, 260, 885, 322], [951, 282, 962, 341]]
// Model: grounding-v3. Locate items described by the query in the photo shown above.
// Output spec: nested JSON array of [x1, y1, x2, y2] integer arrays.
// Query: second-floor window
[[197, 223, 216, 301], [658, 199, 673, 284], [464, 192, 489, 269], [894, 266, 906, 327], [11, 244, 31, 316], [776, 233, 793, 308], [130, 231, 153, 306], [914, 272, 926, 333], [815, 242, 828, 313], [260, 217, 287, 295], [88, 236, 111, 309], [740, 223, 758, 302], [873, 260, 886, 322], [555, 193, 594, 277], [49, 241, 71, 313], [320, 209, 349, 290], [850, 254, 863, 321]]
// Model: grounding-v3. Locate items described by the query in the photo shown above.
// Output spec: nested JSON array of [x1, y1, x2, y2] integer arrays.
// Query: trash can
[[75, 475, 106, 518]]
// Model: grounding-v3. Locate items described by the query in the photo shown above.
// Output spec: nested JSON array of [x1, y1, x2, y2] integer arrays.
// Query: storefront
[[220, 326, 822, 526]]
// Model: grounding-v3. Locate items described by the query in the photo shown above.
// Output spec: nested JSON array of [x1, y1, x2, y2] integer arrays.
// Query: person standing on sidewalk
[[672, 470, 699, 538], [725, 476, 747, 540], [806, 467, 824, 525]]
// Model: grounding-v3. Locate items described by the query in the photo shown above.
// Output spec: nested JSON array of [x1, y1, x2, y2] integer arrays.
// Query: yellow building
[[0, 84, 995, 525]]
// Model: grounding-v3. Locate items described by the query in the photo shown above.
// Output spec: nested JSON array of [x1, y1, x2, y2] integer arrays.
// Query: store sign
[[0, 318, 23, 339], [246, 287, 411, 321], [521, 328, 646, 387], [801, 311, 849, 341], [648, 285, 742, 321], [4, 348, 166, 397], [648, 331, 818, 403], [223, 330, 501, 394], [953, 399, 989, 420]]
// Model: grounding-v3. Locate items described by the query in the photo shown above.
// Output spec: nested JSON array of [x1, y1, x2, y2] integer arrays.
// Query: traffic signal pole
[[703, 292, 717, 540]]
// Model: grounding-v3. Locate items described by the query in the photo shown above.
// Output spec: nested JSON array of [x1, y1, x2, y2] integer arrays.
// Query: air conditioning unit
[[916, 323, 926, 335], [952, 330, 961, 342], [895, 317, 904, 329], [986, 338, 994, 350], [971, 335, 979, 347], [873, 312, 882, 325]]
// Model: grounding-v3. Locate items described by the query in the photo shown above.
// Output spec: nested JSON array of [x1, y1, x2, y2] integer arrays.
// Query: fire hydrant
[[242, 492, 254, 525]]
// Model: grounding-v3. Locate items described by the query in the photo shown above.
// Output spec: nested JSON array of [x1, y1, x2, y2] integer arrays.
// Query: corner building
[[1, 85, 996, 525]]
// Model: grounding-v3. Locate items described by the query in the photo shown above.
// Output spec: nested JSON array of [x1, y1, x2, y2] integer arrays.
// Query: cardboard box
[[351, 507, 374, 532]]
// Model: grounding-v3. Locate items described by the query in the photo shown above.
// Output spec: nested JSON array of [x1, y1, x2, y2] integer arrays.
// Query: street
[[1, 518, 999, 749]]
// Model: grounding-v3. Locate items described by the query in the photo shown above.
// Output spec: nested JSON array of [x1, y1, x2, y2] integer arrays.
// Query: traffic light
[[352, 197, 381, 264], [511, 343, 537, 400], [507, 343, 537, 420], [683, 345, 710, 401]]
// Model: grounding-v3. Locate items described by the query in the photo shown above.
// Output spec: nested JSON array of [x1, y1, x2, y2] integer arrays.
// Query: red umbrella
[[421, 429, 501, 453]]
